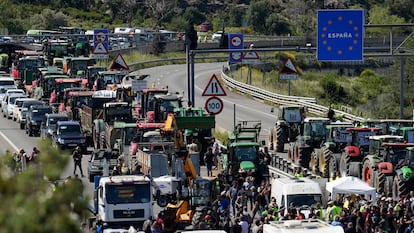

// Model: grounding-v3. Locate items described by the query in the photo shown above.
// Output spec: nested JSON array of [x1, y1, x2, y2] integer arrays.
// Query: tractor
[[268, 106, 306, 152], [310, 121, 353, 178], [287, 117, 329, 169], [223, 121, 266, 183], [361, 135, 414, 199], [338, 127, 381, 177]]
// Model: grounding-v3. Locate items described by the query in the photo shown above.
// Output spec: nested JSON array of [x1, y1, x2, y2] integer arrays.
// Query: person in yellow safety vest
[[329, 200, 342, 222], [294, 167, 304, 178], [343, 196, 351, 211], [325, 201, 334, 222], [329, 171, 341, 182], [315, 202, 324, 220]]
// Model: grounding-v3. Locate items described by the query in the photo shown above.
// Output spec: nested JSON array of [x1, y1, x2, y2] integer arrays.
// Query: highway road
[[0, 62, 279, 226]]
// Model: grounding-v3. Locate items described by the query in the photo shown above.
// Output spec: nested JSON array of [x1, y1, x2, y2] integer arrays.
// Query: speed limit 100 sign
[[205, 96, 224, 115]]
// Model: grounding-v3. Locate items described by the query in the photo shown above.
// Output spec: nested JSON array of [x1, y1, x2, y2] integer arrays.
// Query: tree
[[29, 8, 70, 30], [228, 6, 245, 27], [183, 6, 205, 26], [0, 140, 88, 232], [366, 5, 406, 35], [265, 13, 291, 35], [246, 0, 270, 34], [144, 0, 178, 29]]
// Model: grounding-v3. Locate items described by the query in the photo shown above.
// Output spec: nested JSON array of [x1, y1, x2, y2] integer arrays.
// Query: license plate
[[68, 144, 77, 147]]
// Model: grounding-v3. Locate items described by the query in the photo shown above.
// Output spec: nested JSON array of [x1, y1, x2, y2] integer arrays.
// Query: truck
[[263, 219, 344, 233], [270, 177, 325, 219], [92, 175, 153, 230], [222, 121, 266, 184], [78, 90, 117, 149]]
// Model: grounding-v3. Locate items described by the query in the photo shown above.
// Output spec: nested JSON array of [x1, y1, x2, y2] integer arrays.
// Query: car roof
[[45, 113, 68, 118], [57, 120, 80, 126]]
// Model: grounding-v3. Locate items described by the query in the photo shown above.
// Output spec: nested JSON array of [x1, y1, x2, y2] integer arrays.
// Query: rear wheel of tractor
[[298, 147, 310, 168], [392, 175, 407, 200], [191, 209, 204, 227], [382, 175, 394, 199], [321, 147, 332, 178], [99, 131, 106, 149], [328, 153, 341, 180], [339, 153, 351, 177], [288, 144, 294, 162], [349, 162, 361, 177], [276, 125, 285, 152], [377, 172, 386, 195]]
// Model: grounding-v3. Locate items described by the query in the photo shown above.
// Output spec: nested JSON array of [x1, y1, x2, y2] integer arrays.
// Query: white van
[[271, 177, 323, 218]]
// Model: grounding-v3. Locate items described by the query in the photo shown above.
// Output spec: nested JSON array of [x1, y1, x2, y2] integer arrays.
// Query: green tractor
[[223, 121, 266, 183], [268, 106, 306, 152], [361, 135, 414, 198], [392, 147, 414, 199], [310, 121, 353, 178], [288, 117, 329, 169]]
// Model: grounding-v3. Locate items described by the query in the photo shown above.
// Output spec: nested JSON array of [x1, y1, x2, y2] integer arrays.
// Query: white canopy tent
[[326, 176, 377, 203]]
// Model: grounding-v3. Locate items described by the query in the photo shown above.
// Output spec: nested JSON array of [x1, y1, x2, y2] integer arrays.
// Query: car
[[211, 31, 224, 41], [199, 22, 212, 32], [19, 100, 45, 129], [2, 93, 27, 118], [87, 149, 120, 182], [25, 105, 52, 136], [52, 121, 87, 151], [40, 113, 69, 139], [1, 88, 25, 110], [12, 97, 33, 121], [0, 77, 17, 105]]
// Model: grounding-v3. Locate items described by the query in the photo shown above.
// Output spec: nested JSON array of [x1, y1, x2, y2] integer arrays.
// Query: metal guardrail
[[126, 56, 364, 122], [220, 70, 365, 122]]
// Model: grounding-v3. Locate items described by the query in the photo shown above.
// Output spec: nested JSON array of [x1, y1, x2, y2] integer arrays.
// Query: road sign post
[[279, 58, 300, 96], [92, 29, 109, 59], [229, 34, 244, 63], [203, 74, 226, 115], [317, 9, 364, 61]]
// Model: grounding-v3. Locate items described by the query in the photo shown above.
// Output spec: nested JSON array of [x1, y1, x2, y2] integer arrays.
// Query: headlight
[[58, 138, 65, 144], [47, 129, 54, 135]]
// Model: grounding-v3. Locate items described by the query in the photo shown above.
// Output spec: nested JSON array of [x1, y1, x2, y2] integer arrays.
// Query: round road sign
[[230, 52, 242, 61], [205, 96, 224, 115], [231, 36, 242, 47]]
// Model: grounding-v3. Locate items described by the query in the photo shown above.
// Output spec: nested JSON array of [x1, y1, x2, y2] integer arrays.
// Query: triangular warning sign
[[93, 43, 108, 54], [279, 58, 299, 74], [242, 51, 260, 60], [202, 74, 227, 96], [109, 53, 129, 70]]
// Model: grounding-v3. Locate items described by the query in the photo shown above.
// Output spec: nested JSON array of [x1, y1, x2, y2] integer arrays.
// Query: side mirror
[[270, 107, 274, 113]]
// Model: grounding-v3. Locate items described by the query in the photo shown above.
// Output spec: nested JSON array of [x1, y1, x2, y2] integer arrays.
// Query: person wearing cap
[[72, 146, 84, 177]]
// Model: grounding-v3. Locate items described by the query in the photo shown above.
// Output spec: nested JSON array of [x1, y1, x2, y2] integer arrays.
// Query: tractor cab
[[302, 117, 329, 148]]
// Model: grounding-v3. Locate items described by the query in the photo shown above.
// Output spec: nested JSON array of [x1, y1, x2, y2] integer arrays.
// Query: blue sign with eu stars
[[317, 9, 364, 61]]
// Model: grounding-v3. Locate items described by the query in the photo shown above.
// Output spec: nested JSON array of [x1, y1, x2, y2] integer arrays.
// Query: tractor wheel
[[377, 172, 386, 196], [362, 160, 376, 187], [191, 208, 204, 227], [309, 150, 319, 173], [321, 147, 332, 178], [99, 131, 106, 149], [339, 152, 351, 177], [377, 173, 394, 197], [276, 125, 285, 152], [328, 153, 341, 180], [349, 162, 361, 178], [267, 128, 274, 151], [298, 147, 310, 168], [392, 175, 407, 200]]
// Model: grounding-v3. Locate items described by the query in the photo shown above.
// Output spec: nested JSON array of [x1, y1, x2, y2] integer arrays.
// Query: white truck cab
[[95, 175, 153, 229], [271, 177, 324, 218]]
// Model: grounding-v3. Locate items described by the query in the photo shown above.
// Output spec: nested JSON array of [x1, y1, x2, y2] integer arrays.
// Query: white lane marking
[[0, 131, 19, 152]]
